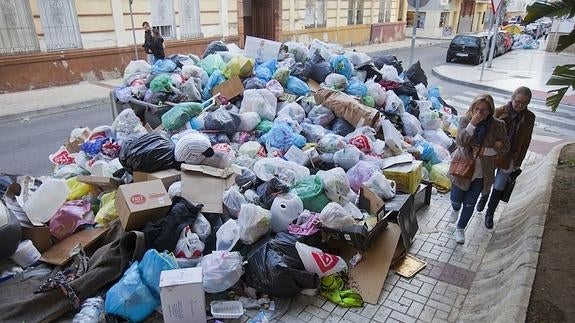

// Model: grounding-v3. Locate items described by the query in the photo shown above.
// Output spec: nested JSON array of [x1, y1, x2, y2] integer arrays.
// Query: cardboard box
[[212, 75, 244, 104], [180, 164, 236, 214], [76, 176, 121, 190], [383, 160, 423, 194], [20, 224, 53, 253], [159, 267, 206, 323], [133, 169, 181, 190], [41, 227, 109, 266], [115, 180, 172, 231]]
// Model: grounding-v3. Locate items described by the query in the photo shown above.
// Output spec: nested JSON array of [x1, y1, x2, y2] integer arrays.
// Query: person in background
[[449, 94, 509, 244], [476, 86, 535, 228], [142, 21, 154, 64], [150, 29, 165, 62]]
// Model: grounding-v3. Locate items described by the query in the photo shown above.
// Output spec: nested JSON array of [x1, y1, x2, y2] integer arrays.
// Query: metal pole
[[479, 10, 494, 81], [409, 0, 420, 67], [487, 5, 501, 68], [129, 0, 139, 60]]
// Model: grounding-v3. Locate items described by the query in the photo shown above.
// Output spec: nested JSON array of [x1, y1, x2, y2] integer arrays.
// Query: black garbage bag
[[331, 118, 355, 136], [0, 174, 17, 199], [256, 178, 290, 209], [204, 108, 241, 136], [404, 61, 428, 87], [357, 64, 383, 83], [142, 196, 203, 252], [202, 41, 228, 58], [243, 77, 267, 90], [119, 132, 179, 173], [373, 54, 403, 75], [392, 80, 419, 100], [235, 167, 259, 193], [206, 133, 231, 145], [167, 54, 195, 69], [306, 51, 331, 83], [289, 62, 310, 81], [244, 232, 320, 297]]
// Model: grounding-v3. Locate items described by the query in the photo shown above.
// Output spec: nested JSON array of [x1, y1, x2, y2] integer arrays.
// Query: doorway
[[242, 0, 281, 41]]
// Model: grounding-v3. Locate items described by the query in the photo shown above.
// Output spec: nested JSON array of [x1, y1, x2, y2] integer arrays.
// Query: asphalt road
[[0, 43, 570, 176]]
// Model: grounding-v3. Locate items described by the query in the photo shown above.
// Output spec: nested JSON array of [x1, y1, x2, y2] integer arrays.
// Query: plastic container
[[10, 239, 41, 268], [270, 193, 304, 233], [73, 297, 104, 323], [22, 179, 69, 225], [210, 300, 244, 319]]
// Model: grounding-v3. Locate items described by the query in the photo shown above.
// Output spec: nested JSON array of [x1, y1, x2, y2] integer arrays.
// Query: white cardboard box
[[159, 267, 206, 323]]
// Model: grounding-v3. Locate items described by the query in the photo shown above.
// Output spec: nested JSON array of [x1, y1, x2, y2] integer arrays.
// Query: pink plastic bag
[[295, 241, 347, 277], [49, 200, 93, 240]]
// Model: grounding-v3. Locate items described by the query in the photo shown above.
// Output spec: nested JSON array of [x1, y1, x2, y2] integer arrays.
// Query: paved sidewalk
[[432, 40, 575, 106]]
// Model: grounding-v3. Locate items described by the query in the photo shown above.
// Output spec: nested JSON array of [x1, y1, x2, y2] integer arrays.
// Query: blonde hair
[[466, 94, 495, 119]]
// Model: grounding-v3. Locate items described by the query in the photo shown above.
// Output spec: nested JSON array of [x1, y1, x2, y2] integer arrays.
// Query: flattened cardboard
[[40, 227, 109, 266], [213, 76, 244, 104], [307, 79, 320, 93], [180, 164, 236, 213], [133, 169, 181, 189], [20, 224, 53, 253], [76, 175, 120, 189], [359, 185, 385, 220], [332, 223, 401, 304], [115, 180, 172, 231]]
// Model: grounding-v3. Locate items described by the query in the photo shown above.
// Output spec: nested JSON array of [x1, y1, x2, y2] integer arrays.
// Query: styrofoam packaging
[[11, 239, 41, 268], [210, 301, 244, 319]]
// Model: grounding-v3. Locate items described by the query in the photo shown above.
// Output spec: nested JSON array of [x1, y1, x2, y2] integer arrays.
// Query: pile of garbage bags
[[0, 38, 462, 322]]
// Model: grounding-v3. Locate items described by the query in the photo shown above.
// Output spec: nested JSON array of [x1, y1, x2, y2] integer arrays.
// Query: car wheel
[[473, 55, 481, 65], [446, 55, 452, 63]]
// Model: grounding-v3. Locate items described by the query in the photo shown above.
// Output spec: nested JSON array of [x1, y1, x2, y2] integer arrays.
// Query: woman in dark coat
[[150, 29, 165, 61]]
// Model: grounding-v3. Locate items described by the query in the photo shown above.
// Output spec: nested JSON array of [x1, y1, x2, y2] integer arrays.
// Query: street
[[0, 43, 573, 176]]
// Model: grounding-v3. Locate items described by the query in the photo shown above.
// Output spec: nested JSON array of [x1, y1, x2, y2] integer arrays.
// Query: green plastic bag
[[291, 176, 330, 213], [429, 162, 451, 192], [361, 95, 375, 108], [161, 102, 204, 131], [255, 120, 274, 134], [272, 67, 290, 86], [223, 56, 255, 79], [150, 74, 172, 93], [95, 191, 118, 226], [197, 54, 225, 76]]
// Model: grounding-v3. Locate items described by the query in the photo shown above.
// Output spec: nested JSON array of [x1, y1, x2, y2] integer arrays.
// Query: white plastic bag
[[238, 141, 264, 158], [347, 160, 381, 192], [384, 90, 405, 114], [317, 167, 351, 204], [381, 119, 403, 155], [318, 134, 347, 154], [238, 112, 261, 132], [295, 242, 347, 277], [193, 213, 212, 242], [323, 73, 349, 91], [123, 60, 151, 81], [333, 145, 362, 170], [200, 251, 244, 293], [253, 157, 310, 187], [266, 79, 284, 97], [364, 172, 396, 200], [418, 103, 442, 130], [423, 129, 454, 150], [380, 65, 402, 82], [319, 202, 355, 229], [216, 219, 241, 251], [415, 83, 428, 100], [223, 186, 246, 218], [276, 102, 306, 123], [239, 89, 277, 121], [400, 112, 423, 137], [237, 204, 271, 244], [168, 181, 182, 199], [308, 105, 335, 126], [365, 77, 387, 107]]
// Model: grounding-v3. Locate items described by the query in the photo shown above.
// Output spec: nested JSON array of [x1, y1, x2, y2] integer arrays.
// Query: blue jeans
[[451, 178, 484, 229], [147, 54, 156, 65], [493, 169, 512, 191]]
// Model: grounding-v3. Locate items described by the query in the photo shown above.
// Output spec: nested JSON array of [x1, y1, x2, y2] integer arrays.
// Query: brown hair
[[465, 94, 495, 119], [513, 86, 532, 102], [142, 21, 149, 28]]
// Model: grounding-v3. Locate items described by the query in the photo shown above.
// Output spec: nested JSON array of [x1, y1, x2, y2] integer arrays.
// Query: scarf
[[507, 101, 524, 145], [474, 116, 493, 145]]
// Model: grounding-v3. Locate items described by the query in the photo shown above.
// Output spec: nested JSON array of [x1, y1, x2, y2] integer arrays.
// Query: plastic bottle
[[72, 296, 104, 323], [22, 179, 69, 225], [270, 193, 303, 233]]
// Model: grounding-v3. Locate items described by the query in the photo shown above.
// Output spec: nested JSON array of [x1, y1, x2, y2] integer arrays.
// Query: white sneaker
[[455, 228, 465, 244], [449, 209, 459, 223]]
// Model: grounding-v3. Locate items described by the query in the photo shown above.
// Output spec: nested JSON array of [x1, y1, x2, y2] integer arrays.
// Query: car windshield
[[452, 36, 479, 46]]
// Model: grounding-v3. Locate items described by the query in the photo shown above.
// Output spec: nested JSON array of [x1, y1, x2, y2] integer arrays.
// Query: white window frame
[[305, 0, 326, 29], [179, 0, 202, 39], [151, 0, 176, 39], [37, 0, 82, 51], [0, 0, 40, 55], [378, 0, 392, 23], [348, 0, 364, 25]]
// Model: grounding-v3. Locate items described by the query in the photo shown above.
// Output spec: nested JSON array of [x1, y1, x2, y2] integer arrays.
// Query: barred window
[[179, 0, 202, 39], [305, 0, 326, 28], [151, 0, 176, 39], [0, 0, 40, 55], [37, 0, 82, 51]]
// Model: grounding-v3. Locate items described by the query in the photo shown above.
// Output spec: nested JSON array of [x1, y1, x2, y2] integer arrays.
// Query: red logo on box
[[130, 194, 146, 204]]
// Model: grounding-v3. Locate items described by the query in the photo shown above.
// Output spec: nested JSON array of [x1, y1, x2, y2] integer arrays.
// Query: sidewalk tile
[[373, 306, 392, 322], [341, 311, 372, 323], [419, 305, 436, 322], [403, 290, 429, 304], [426, 299, 452, 313], [406, 301, 425, 318], [304, 305, 330, 319], [360, 304, 379, 319], [322, 301, 337, 312], [434, 309, 449, 320], [383, 299, 409, 313], [389, 310, 418, 323], [280, 314, 306, 323]]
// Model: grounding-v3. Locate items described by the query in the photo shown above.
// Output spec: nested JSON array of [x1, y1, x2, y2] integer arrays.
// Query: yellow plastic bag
[[223, 56, 255, 79], [66, 177, 92, 200], [95, 191, 118, 226], [429, 162, 451, 192]]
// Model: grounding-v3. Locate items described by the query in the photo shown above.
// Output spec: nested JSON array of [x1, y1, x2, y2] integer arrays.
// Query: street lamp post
[[129, 0, 139, 60]]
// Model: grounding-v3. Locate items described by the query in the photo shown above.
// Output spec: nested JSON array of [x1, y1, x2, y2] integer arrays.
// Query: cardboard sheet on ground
[[40, 227, 109, 266], [332, 222, 401, 304]]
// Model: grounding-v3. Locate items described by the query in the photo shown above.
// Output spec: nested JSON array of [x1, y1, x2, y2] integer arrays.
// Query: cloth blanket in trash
[[314, 88, 380, 129]]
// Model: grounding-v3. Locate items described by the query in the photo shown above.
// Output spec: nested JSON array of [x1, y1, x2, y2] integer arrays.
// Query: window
[[378, 0, 392, 23], [179, 0, 202, 38], [348, 0, 365, 25], [0, 0, 40, 55], [406, 11, 426, 28], [37, 0, 82, 51], [151, 0, 176, 39], [305, 0, 326, 28], [439, 12, 450, 27]]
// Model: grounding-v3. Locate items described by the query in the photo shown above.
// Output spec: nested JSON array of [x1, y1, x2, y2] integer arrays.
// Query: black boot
[[476, 193, 489, 212], [485, 189, 503, 229]]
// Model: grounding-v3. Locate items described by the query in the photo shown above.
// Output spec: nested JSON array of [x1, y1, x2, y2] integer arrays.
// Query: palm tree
[[524, 0, 575, 111]]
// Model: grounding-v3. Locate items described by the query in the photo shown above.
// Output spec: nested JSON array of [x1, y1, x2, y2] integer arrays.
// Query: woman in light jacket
[[449, 94, 509, 244]]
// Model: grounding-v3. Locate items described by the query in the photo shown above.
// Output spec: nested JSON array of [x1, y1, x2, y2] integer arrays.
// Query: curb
[[0, 97, 109, 123]]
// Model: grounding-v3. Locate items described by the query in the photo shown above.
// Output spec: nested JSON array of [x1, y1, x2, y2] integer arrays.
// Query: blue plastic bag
[[105, 262, 159, 322], [345, 79, 367, 97], [427, 86, 441, 100], [139, 249, 179, 298], [398, 95, 412, 110], [415, 141, 441, 164], [430, 96, 442, 110], [260, 122, 306, 151], [202, 70, 226, 100], [286, 76, 310, 96], [330, 55, 353, 79], [151, 59, 177, 74]]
